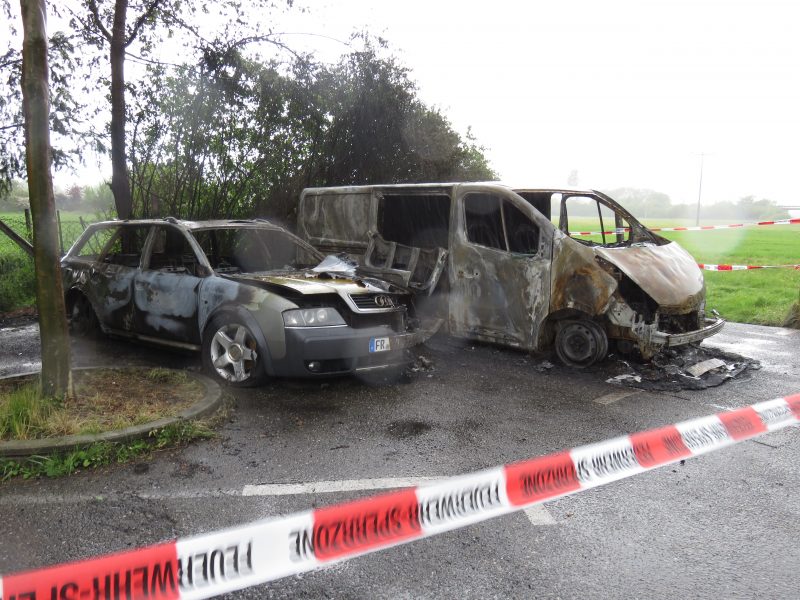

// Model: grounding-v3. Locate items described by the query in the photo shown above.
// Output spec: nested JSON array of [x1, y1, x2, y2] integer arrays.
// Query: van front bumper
[[651, 317, 726, 347]]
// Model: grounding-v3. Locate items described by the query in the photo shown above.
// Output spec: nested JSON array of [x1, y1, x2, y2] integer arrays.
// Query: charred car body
[[61, 219, 432, 385], [297, 183, 725, 367]]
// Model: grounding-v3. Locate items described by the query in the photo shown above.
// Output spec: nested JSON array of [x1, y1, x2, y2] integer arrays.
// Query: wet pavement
[[0, 320, 798, 598]]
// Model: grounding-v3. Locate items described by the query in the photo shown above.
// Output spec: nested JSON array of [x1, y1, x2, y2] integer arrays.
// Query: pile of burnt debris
[[603, 344, 761, 391]]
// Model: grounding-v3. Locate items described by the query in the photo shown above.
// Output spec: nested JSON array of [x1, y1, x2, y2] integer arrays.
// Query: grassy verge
[[0, 367, 222, 481], [0, 368, 203, 440], [0, 421, 215, 481]]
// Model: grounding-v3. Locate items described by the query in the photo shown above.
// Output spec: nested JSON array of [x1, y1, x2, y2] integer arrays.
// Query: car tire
[[68, 293, 100, 337], [202, 314, 267, 387], [555, 320, 606, 368]]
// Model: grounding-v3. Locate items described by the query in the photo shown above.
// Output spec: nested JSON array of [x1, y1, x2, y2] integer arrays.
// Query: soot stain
[[387, 420, 432, 439]]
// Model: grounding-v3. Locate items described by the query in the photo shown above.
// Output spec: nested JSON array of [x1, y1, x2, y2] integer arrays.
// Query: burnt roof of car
[[90, 218, 285, 231]]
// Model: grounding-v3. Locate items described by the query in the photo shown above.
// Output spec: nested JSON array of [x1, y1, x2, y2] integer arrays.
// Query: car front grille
[[349, 293, 404, 311]]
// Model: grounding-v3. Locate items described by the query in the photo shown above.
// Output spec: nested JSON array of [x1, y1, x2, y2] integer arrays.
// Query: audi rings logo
[[374, 295, 395, 308]]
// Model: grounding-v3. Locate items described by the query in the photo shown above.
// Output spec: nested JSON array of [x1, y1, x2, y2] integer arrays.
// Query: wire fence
[[0, 211, 96, 312]]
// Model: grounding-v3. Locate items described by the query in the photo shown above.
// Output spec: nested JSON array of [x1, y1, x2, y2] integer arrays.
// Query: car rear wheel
[[555, 320, 607, 367], [69, 294, 100, 337], [202, 316, 266, 387]]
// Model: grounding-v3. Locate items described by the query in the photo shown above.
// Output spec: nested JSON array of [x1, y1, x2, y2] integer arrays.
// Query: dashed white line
[[242, 477, 439, 496], [523, 505, 556, 526]]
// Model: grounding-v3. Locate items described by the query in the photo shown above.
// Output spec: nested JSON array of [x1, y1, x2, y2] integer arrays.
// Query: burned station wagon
[[297, 183, 725, 367], [61, 219, 432, 385]]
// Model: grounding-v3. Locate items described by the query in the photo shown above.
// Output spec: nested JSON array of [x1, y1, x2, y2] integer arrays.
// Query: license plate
[[369, 337, 391, 353]]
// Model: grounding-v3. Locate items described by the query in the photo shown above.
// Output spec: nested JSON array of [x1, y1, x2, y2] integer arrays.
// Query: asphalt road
[[1, 321, 798, 599]]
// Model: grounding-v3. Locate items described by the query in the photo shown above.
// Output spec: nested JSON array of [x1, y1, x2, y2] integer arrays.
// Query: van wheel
[[555, 320, 607, 367], [69, 294, 100, 337], [202, 316, 266, 387], [584, 320, 608, 362]]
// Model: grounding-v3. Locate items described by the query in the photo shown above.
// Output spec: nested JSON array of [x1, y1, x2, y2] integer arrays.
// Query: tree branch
[[86, 0, 112, 42], [125, 0, 165, 47]]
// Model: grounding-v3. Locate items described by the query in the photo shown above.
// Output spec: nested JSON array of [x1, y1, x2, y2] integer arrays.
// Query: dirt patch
[[601, 345, 761, 392], [0, 368, 203, 440], [0, 307, 37, 329]]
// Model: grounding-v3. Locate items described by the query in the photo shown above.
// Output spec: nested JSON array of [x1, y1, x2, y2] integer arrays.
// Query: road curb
[[0, 367, 222, 458]]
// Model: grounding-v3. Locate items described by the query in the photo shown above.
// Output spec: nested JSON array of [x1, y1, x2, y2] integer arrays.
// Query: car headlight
[[282, 307, 346, 327]]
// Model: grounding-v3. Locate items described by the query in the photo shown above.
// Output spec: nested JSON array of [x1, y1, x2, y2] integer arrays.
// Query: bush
[[0, 252, 35, 312]]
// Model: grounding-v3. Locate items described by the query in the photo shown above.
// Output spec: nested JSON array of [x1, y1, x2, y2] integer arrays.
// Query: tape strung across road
[[697, 263, 800, 271], [570, 217, 800, 237], [2, 394, 798, 600]]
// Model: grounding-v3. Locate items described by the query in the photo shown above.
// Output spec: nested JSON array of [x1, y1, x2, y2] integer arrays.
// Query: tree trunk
[[19, 0, 71, 398], [110, 0, 133, 219]]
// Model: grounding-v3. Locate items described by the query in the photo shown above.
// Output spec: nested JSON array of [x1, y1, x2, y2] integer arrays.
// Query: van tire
[[555, 320, 607, 367]]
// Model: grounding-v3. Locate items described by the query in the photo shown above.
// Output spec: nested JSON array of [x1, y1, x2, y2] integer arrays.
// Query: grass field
[[1, 211, 798, 326]]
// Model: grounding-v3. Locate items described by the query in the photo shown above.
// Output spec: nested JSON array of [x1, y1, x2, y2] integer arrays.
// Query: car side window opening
[[100, 225, 151, 268], [464, 192, 540, 254], [74, 225, 119, 260], [147, 226, 201, 275]]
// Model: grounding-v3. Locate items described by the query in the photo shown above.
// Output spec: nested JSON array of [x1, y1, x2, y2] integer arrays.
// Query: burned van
[[297, 183, 724, 367]]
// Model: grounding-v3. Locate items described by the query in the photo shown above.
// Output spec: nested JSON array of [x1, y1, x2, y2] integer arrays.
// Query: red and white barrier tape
[[698, 263, 800, 271], [2, 394, 798, 600], [569, 217, 800, 237]]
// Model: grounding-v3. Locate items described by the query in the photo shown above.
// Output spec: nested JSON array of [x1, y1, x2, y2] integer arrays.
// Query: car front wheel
[[202, 315, 266, 387]]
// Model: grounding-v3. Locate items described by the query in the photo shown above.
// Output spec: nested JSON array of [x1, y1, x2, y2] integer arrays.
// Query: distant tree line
[[603, 187, 790, 222]]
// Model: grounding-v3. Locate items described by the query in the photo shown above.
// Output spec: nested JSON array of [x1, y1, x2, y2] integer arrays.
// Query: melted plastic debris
[[310, 254, 358, 276], [603, 344, 760, 391]]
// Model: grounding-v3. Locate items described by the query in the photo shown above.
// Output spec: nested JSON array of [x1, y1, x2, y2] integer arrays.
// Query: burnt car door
[[78, 224, 150, 333], [448, 186, 553, 350], [133, 224, 206, 345]]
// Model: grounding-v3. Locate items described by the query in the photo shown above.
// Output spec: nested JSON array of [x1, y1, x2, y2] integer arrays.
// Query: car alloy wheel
[[208, 322, 260, 383]]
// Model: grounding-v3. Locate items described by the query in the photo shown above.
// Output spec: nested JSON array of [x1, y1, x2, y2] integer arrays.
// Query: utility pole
[[695, 152, 705, 226]]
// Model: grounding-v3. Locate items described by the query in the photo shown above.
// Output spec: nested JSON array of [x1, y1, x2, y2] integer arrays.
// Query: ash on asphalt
[[595, 344, 761, 392], [414, 333, 759, 393]]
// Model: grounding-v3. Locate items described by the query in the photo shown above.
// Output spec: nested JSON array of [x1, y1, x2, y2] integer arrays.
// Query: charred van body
[[297, 184, 724, 367]]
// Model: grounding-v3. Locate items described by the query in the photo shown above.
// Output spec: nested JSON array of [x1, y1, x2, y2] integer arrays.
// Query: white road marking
[[594, 390, 638, 405], [523, 505, 556, 526], [242, 477, 439, 496], [1, 476, 559, 527]]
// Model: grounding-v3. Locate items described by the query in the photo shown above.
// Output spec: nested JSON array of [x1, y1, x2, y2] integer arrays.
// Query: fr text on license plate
[[369, 337, 391, 352]]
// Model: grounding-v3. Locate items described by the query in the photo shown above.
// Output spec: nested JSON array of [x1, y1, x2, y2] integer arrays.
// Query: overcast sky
[[276, 0, 800, 207], [14, 0, 800, 208]]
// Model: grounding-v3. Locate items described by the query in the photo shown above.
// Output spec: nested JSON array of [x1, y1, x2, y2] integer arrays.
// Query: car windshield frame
[[190, 225, 325, 275]]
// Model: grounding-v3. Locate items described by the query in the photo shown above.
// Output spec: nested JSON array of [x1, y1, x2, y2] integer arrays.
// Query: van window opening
[[378, 193, 451, 249], [561, 195, 635, 248], [464, 192, 540, 255]]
